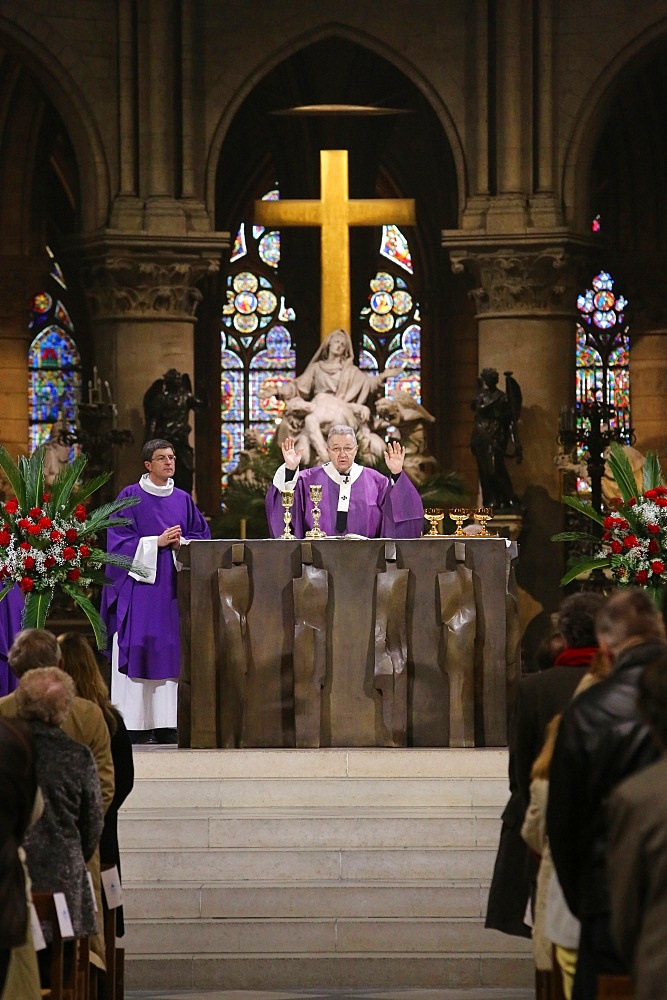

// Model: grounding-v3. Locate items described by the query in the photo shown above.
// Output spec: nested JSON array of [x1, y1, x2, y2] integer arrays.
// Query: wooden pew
[[31, 892, 90, 1000]]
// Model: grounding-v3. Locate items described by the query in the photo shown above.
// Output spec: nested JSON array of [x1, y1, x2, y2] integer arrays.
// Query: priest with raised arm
[[266, 423, 424, 539]]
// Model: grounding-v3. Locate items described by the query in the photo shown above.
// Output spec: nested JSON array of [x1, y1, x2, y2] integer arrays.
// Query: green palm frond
[[560, 556, 611, 587], [21, 588, 54, 630], [83, 495, 141, 533], [61, 583, 108, 649], [606, 441, 640, 502], [21, 448, 45, 508], [561, 494, 606, 526], [551, 530, 603, 544], [417, 471, 469, 507], [0, 445, 28, 506], [48, 453, 89, 512], [643, 451, 663, 492], [69, 470, 114, 505]]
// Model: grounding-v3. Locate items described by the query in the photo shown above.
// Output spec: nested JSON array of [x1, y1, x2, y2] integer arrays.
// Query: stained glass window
[[220, 189, 296, 486], [28, 261, 82, 459], [359, 256, 422, 412], [380, 225, 413, 274], [575, 270, 630, 492]]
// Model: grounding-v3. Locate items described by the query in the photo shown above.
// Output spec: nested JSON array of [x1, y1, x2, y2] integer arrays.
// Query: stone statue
[[373, 391, 438, 485], [143, 368, 204, 494], [470, 368, 522, 511], [42, 414, 72, 484], [270, 328, 390, 465]]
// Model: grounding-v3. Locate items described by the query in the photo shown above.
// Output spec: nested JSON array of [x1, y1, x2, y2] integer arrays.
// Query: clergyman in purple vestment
[[0, 584, 23, 696], [266, 425, 424, 539], [100, 439, 210, 737]]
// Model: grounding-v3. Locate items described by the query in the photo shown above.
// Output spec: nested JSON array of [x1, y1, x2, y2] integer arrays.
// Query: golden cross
[[254, 149, 416, 340]]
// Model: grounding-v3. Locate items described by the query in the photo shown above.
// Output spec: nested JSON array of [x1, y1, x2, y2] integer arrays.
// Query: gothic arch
[[204, 22, 466, 220], [0, 6, 111, 233], [561, 18, 667, 232]]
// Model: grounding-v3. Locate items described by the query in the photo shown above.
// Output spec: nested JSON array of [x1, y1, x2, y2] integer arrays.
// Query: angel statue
[[373, 391, 438, 485], [470, 368, 523, 510], [143, 368, 204, 494]]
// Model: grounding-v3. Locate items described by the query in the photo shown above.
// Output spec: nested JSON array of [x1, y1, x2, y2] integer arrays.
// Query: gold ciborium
[[423, 507, 445, 536], [473, 506, 494, 536], [280, 490, 296, 540], [448, 506, 471, 536], [305, 484, 327, 538]]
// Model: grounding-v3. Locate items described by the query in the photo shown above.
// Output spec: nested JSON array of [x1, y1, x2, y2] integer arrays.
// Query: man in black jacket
[[485, 592, 600, 940], [547, 588, 667, 1000]]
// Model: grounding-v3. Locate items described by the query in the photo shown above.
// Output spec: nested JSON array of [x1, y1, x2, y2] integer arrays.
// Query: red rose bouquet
[[553, 441, 667, 604], [0, 444, 143, 646]]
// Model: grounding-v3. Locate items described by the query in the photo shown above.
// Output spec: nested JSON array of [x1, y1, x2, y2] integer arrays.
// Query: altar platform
[[118, 747, 531, 993]]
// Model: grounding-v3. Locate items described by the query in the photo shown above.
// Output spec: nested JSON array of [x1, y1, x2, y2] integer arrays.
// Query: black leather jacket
[[547, 640, 667, 919]]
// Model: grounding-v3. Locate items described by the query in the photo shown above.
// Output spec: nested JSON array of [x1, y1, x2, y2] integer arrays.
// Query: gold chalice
[[473, 506, 494, 536], [305, 484, 327, 538], [424, 507, 445, 536], [448, 506, 471, 536], [280, 490, 296, 540]]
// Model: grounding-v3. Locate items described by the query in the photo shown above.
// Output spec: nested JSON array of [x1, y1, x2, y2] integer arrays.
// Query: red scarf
[[554, 646, 598, 667]]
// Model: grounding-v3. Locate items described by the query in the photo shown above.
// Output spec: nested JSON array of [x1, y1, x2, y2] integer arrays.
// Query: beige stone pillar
[[463, 247, 580, 500], [76, 237, 221, 489], [486, 0, 531, 232], [630, 328, 667, 457], [109, 0, 143, 231], [446, 239, 591, 617], [495, 0, 525, 196]]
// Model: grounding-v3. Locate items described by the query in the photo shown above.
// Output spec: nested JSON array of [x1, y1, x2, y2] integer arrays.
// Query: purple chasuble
[[0, 584, 23, 696], [266, 465, 424, 539], [100, 482, 210, 681]]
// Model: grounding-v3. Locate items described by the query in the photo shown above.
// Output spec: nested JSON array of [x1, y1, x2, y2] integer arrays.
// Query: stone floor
[[126, 989, 533, 999]]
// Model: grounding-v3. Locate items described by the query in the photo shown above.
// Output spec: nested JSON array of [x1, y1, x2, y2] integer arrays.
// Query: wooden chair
[[597, 974, 634, 999], [31, 892, 90, 1000], [100, 864, 124, 1000]]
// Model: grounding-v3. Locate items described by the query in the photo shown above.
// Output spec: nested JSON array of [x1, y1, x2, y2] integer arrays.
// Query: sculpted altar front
[[177, 537, 519, 749]]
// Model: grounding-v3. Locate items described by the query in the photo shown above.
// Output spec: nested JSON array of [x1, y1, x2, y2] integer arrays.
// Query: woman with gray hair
[[16, 667, 103, 951]]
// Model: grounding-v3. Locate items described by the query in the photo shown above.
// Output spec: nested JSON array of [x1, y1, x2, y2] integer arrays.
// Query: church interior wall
[[0, 1, 667, 655]]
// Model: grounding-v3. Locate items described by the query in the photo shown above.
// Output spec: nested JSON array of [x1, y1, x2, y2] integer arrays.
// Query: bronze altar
[[177, 537, 519, 749]]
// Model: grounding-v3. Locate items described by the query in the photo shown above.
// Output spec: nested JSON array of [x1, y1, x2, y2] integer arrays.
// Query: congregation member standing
[[16, 668, 103, 976], [0, 629, 113, 810], [607, 651, 667, 1000], [485, 594, 601, 943], [266, 425, 424, 539], [57, 632, 134, 936], [547, 588, 667, 1000], [0, 716, 40, 1000], [100, 438, 210, 744], [513, 592, 604, 810]]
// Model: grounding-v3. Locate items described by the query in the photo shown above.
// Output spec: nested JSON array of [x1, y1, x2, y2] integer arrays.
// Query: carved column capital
[[445, 235, 595, 317], [70, 235, 224, 322]]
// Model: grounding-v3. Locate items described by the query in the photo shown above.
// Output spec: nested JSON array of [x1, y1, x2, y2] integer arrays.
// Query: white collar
[[322, 462, 364, 487], [139, 472, 174, 497]]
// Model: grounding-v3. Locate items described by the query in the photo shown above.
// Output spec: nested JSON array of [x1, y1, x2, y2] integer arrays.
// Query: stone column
[[461, 246, 582, 500], [446, 237, 593, 622], [76, 236, 221, 489], [487, 0, 531, 232], [630, 328, 667, 457]]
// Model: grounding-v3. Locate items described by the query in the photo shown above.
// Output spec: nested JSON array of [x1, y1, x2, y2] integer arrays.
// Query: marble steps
[[118, 749, 532, 991]]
